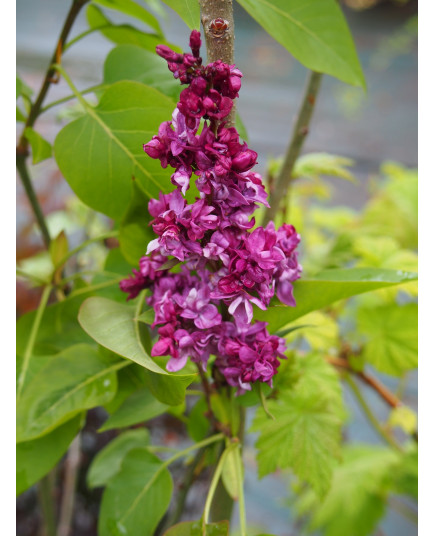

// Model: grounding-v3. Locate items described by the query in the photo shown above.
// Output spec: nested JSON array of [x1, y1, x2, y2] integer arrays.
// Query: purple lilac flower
[[120, 31, 303, 393]]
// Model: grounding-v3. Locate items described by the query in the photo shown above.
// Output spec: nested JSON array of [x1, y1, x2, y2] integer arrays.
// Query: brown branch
[[265, 70, 323, 222], [199, 0, 235, 127], [327, 356, 402, 408], [17, 0, 90, 155]]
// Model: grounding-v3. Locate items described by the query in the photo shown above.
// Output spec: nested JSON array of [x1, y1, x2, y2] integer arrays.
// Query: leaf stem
[[40, 84, 110, 114], [345, 375, 403, 452], [54, 230, 118, 271], [203, 446, 232, 528], [234, 445, 247, 536], [265, 70, 323, 222], [17, 284, 52, 402], [16, 153, 52, 248]]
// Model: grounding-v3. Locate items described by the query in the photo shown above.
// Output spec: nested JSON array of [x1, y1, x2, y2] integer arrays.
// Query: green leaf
[[235, 113, 249, 142], [24, 127, 52, 164], [17, 414, 83, 496], [392, 445, 418, 499], [187, 397, 209, 442], [295, 445, 400, 536], [54, 81, 175, 221], [16, 287, 94, 356], [78, 297, 196, 405], [160, 0, 200, 29], [236, 0, 365, 87], [87, 4, 162, 51], [293, 152, 356, 183], [163, 521, 229, 536], [99, 387, 169, 431], [49, 230, 69, 268], [388, 406, 417, 435], [119, 181, 154, 265], [99, 448, 173, 536], [284, 311, 339, 351], [104, 44, 181, 102], [222, 446, 241, 500], [251, 371, 343, 496], [87, 428, 150, 488], [17, 106, 26, 122], [255, 268, 418, 333], [17, 344, 122, 442], [358, 303, 418, 376], [92, 0, 162, 34]]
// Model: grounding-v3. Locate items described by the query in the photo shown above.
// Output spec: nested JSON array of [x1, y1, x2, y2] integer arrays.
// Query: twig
[[199, 0, 236, 127], [57, 435, 81, 536], [327, 357, 402, 409], [17, 0, 91, 154], [16, 153, 52, 248], [345, 375, 403, 452], [265, 70, 323, 222]]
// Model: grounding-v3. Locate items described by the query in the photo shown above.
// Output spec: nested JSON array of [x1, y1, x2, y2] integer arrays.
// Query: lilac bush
[[120, 30, 302, 393]]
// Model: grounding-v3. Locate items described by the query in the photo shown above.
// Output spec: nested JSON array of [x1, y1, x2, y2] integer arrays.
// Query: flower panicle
[[121, 31, 302, 394]]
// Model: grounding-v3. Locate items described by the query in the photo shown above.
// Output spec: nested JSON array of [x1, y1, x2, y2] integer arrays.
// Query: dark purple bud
[[189, 30, 201, 58], [156, 45, 183, 63], [232, 149, 258, 172]]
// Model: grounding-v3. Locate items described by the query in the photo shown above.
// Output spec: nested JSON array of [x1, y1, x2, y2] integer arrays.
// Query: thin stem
[[265, 70, 323, 223], [68, 278, 123, 298], [37, 474, 57, 536], [63, 25, 114, 51], [203, 447, 232, 527], [328, 357, 402, 409], [54, 230, 118, 270], [346, 375, 403, 452], [17, 285, 52, 402], [57, 270, 123, 286], [234, 446, 247, 536], [57, 434, 81, 536], [16, 154, 51, 248], [16, 268, 48, 287], [40, 84, 109, 114], [17, 0, 91, 153]]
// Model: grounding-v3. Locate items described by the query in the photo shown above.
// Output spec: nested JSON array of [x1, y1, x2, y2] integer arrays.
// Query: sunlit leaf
[[236, 0, 365, 87]]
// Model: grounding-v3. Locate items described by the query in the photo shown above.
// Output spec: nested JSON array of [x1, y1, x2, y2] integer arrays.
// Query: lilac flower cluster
[[120, 31, 302, 393]]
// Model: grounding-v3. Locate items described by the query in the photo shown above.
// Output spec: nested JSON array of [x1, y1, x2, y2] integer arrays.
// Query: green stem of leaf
[[203, 446, 232, 528], [234, 445, 247, 536], [17, 284, 52, 402], [345, 375, 403, 452], [63, 25, 116, 51], [54, 230, 118, 271], [68, 278, 123, 298], [40, 84, 110, 114]]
